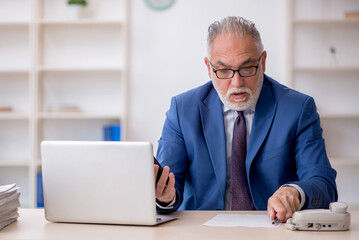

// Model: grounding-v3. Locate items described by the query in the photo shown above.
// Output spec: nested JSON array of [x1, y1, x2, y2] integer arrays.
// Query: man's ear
[[204, 57, 212, 79], [261, 51, 267, 73]]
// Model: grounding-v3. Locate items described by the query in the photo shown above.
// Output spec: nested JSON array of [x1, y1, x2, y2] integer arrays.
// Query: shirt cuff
[[284, 183, 306, 210], [156, 194, 176, 210]]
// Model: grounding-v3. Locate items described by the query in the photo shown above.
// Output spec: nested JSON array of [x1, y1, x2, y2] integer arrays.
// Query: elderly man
[[154, 16, 337, 222]]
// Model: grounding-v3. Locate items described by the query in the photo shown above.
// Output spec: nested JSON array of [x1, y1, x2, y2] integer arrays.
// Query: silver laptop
[[41, 141, 177, 225]]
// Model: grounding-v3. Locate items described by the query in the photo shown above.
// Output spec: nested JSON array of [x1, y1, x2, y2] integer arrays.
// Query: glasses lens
[[239, 67, 256, 77], [216, 69, 234, 79]]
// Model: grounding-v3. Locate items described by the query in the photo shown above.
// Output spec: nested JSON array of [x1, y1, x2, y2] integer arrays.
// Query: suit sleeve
[[156, 97, 188, 213], [290, 96, 338, 209]]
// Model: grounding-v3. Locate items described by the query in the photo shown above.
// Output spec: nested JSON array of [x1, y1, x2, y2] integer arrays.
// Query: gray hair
[[207, 16, 264, 58]]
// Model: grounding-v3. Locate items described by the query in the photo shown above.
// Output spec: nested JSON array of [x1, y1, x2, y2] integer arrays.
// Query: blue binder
[[37, 172, 44, 208], [103, 124, 121, 141]]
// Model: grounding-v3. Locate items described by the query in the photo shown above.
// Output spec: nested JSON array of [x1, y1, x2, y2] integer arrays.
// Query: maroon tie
[[230, 111, 255, 210]]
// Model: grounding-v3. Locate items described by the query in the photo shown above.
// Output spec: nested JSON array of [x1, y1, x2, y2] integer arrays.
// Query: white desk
[[1, 209, 358, 240]]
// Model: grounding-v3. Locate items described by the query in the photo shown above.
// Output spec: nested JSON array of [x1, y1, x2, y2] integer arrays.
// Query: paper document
[[0, 183, 21, 231], [203, 214, 281, 228]]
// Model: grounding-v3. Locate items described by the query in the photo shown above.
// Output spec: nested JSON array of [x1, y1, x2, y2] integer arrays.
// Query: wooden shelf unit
[[286, 0, 359, 206], [0, 0, 129, 207]]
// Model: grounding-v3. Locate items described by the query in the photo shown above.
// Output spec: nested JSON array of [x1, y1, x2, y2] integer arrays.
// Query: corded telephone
[[286, 202, 351, 231]]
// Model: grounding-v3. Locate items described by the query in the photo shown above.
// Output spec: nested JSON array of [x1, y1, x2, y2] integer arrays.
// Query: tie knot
[[236, 111, 244, 123]]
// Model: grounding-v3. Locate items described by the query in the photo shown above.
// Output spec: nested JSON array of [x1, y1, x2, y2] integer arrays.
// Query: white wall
[[129, 0, 287, 150]]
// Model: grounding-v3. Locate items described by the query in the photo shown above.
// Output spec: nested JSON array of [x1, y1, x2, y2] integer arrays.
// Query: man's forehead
[[210, 35, 259, 60], [212, 33, 257, 48]]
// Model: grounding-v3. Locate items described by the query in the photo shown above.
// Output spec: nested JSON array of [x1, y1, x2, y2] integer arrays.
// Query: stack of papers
[[0, 184, 20, 230]]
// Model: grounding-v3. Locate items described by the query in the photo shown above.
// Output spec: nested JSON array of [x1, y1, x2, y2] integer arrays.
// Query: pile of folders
[[0, 184, 20, 230]]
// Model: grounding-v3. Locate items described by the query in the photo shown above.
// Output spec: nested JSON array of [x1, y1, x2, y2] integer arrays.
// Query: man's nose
[[230, 71, 244, 87]]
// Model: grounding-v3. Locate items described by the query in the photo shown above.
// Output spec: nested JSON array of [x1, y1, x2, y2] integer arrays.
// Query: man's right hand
[[154, 164, 176, 205]]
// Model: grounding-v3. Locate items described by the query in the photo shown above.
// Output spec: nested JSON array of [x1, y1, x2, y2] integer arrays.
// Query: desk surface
[[1, 209, 358, 240]]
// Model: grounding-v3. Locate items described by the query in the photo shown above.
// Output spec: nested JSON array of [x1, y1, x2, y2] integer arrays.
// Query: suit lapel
[[199, 87, 227, 197], [246, 78, 277, 172]]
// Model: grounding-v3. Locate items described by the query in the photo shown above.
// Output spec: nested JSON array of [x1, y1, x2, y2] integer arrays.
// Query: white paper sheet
[[203, 214, 281, 228], [0, 183, 20, 230]]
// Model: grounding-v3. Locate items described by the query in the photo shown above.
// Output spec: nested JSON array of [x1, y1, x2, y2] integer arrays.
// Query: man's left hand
[[267, 186, 300, 222]]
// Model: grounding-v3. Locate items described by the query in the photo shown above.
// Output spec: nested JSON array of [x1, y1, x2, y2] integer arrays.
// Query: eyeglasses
[[209, 54, 263, 79]]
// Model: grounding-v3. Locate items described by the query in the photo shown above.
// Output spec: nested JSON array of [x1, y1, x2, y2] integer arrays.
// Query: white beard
[[212, 74, 263, 111]]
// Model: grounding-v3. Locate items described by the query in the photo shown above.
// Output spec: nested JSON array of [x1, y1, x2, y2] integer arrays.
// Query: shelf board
[[0, 113, 29, 120], [319, 112, 359, 119], [39, 19, 123, 26], [38, 66, 122, 73], [330, 157, 359, 166], [38, 112, 122, 120], [293, 66, 359, 72], [0, 160, 30, 167], [0, 22, 29, 27], [293, 18, 359, 26], [0, 69, 29, 74]]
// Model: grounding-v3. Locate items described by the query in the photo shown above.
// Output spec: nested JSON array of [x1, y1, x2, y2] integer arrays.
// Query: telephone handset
[[286, 202, 351, 231]]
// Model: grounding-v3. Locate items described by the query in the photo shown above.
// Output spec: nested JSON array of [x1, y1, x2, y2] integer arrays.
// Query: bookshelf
[[0, 0, 129, 207], [286, 0, 359, 209]]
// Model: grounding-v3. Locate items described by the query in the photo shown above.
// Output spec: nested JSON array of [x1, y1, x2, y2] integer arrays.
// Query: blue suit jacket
[[157, 75, 337, 212]]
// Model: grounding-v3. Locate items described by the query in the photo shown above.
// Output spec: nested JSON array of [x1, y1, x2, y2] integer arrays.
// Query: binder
[[103, 124, 121, 141], [37, 171, 44, 208]]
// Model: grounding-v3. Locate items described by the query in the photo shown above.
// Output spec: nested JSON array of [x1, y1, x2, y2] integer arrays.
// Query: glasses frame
[[209, 53, 263, 79]]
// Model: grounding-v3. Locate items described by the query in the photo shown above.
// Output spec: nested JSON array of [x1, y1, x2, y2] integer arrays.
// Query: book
[[345, 11, 359, 19], [103, 124, 121, 141], [37, 172, 44, 208], [47, 105, 82, 113], [0, 106, 12, 112]]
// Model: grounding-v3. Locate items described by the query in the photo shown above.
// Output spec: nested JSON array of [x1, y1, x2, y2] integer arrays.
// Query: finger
[[160, 166, 170, 185], [167, 172, 175, 189], [267, 202, 276, 221], [162, 173, 176, 199], [156, 166, 170, 197], [268, 196, 286, 221], [279, 197, 293, 221], [154, 164, 159, 183], [155, 173, 165, 198], [158, 172, 176, 204]]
